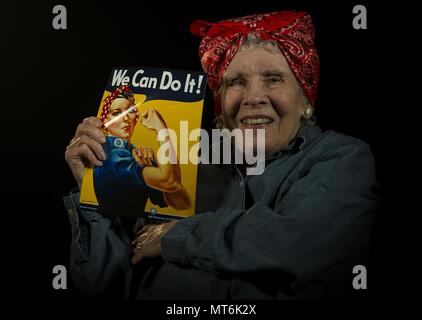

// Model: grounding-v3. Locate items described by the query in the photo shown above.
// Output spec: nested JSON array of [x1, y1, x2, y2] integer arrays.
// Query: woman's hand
[[64, 117, 107, 189], [140, 108, 167, 132], [131, 220, 178, 264], [132, 146, 156, 166]]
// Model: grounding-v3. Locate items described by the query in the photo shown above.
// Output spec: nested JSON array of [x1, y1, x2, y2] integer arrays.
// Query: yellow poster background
[[80, 91, 203, 219]]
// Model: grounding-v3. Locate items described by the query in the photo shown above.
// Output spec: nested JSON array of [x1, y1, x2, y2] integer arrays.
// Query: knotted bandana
[[190, 11, 320, 114], [100, 85, 138, 123]]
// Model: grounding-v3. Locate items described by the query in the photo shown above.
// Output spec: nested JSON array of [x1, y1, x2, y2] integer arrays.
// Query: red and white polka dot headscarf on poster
[[190, 11, 320, 115], [100, 85, 139, 124]]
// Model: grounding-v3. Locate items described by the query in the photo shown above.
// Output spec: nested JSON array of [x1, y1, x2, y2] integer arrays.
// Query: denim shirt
[[63, 124, 379, 299]]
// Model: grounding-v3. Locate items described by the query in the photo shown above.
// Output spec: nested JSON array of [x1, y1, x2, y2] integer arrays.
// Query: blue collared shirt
[[92, 136, 166, 217], [63, 124, 379, 299]]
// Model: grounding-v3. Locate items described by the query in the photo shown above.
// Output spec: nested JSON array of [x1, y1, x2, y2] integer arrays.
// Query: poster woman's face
[[106, 98, 137, 140]]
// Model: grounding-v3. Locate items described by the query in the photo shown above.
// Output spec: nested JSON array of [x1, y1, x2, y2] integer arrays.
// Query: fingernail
[[96, 161, 103, 167]]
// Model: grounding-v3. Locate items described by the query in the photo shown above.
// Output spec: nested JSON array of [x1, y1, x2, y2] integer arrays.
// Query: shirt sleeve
[[109, 148, 149, 189], [161, 141, 379, 291], [63, 190, 133, 299], [109, 149, 166, 207]]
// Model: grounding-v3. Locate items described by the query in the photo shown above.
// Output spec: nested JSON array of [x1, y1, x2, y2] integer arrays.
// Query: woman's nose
[[242, 82, 270, 107]]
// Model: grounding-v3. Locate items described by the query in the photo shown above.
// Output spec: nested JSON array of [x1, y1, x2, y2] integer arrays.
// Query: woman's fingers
[[133, 147, 155, 166], [82, 116, 103, 127], [132, 149, 141, 164], [131, 251, 143, 265], [135, 224, 154, 237], [66, 135, 105, 166], [132, 233, 148, 246], [76, 119, 106, 145], [138, 148, 147, 165], [141, 110, 148, 120], [131, 221, 175, 264], [133, 233, 154, 248], [65, 116, 106, 188], [76, 124, 106, 144], [79, 135, 107, 161], [145, 148, 153, 166], [77, 144, 103, 167], [66, 143, 102, 167], [133, 148, 148, 166]]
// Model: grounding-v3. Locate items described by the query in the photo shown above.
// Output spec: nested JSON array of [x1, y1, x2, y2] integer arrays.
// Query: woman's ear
[[300, 90, 313, 119], [214, 114, 224, 129], [303, 107, 313, 119]]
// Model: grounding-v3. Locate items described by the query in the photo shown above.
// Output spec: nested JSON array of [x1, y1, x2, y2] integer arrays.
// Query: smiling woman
[[219, 35, 313, 156], [64, 10, 379, 300]]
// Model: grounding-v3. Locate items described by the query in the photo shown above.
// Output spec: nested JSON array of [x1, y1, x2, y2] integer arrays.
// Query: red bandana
[[100, 85, 137, 123], [190, 11, 320, 114]]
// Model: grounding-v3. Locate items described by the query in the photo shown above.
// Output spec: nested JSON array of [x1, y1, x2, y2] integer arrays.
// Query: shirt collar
[[105, 135, 131, 150], [295, 123, 322, 150], [202, 124, 322, 171], [267, 124, 322, 160]]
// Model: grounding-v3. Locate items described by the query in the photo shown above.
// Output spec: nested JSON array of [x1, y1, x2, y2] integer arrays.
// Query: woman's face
[[106, 98, 137, 140], [220, 46, 309, 156]]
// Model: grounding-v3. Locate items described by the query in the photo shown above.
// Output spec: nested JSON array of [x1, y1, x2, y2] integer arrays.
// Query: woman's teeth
[[241, 118, 273, 125]]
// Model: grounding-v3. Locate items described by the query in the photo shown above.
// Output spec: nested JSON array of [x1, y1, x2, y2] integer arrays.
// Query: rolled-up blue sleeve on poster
[[110, 149, 167, 208]]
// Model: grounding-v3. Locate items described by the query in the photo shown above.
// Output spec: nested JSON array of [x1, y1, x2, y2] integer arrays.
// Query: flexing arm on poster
[[135, 107, 191, 210]]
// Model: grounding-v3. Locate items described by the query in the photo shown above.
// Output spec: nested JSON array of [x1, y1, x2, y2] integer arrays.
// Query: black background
[[1, 0, 406, 301]]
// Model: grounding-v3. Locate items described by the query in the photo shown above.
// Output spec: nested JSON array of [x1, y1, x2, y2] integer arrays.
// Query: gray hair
[[239, 32, 279, 52]]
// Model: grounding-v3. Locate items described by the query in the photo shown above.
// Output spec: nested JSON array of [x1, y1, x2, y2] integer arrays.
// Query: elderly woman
[[64, 11, 378, 299]]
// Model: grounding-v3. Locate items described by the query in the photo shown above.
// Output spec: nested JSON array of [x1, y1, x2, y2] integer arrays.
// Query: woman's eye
[[267, 76, 282, 83], [230, 78, 246, 87], [111, 112, 121, 117]]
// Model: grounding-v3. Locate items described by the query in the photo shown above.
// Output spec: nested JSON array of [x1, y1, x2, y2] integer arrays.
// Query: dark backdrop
[[1, 0, 403, 300]]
